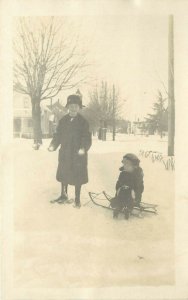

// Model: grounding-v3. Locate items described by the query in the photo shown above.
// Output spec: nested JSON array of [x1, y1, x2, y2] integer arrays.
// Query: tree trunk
[[112, 84, 116, 141], [31, 100, 42, 145], [168, 15, 175, 156]]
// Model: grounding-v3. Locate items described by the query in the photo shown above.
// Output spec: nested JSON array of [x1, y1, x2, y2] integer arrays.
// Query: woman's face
[[68, 104, 80, 117], [122, 158, 134, 172]]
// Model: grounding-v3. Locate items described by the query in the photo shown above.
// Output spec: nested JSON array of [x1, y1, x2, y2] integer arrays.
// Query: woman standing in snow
[[48, 94, 92, 208]]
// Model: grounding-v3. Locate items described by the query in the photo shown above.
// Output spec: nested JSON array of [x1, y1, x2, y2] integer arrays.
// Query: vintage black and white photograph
[[1, 1, 188, 300]]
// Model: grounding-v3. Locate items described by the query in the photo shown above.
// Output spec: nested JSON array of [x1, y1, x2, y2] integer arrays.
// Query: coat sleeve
[[80, 120, 92, 152], [133, 168, 144, 202], [49, 120, 62, 150], [116, 172, 123, 191]]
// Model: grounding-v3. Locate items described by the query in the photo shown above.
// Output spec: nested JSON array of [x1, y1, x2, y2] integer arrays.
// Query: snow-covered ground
[[13, 135, 174, 289]]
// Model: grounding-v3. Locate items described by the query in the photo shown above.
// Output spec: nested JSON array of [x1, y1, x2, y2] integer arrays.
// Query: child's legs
[[60, 183, 82, 204], [111, 196, 124, 217], [110, 197, 119, 208], [126, 197, 134, 211], [75, 185, 82, 205], [61, 183, 68, 196], [118, 188, 132, 210]]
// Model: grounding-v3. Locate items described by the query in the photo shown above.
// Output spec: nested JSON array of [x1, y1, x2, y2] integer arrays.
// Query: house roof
[[47, 101, 66, 112]]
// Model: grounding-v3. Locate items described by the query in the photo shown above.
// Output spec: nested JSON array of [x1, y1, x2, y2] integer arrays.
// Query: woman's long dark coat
[[50, 114, 92, 186]]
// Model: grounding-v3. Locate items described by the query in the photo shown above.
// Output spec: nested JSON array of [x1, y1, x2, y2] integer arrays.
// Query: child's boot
[[113, 210, 119, 219], [73, 198, 81, 208], [50, 193, 68, 204], [124, 207, 129, 220]]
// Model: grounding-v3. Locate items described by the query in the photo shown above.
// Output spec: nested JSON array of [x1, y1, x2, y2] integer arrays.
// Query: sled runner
[[88, 191, 158, 215]]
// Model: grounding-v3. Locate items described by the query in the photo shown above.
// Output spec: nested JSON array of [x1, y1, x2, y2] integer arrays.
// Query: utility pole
[[112, 84, 116, 141], [168, 15, 175, 156]]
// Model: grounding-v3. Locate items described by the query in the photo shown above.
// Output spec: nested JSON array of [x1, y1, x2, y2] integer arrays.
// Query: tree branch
[[14, 17, 90, 101]]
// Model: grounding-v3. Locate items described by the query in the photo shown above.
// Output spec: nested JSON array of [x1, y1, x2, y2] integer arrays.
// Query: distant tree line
[[82, 81, 122, 135], [83, 84, 168, 138], [144, 90, 168, 137]]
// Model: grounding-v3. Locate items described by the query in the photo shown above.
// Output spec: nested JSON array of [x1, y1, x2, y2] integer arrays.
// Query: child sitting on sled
[[111, 153, 144, 219]]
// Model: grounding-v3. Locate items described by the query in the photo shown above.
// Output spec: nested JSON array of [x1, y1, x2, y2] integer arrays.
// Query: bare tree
[[84, 81, 113, 130], [83, 81, 122, 139], [14, 17, 88, 148]]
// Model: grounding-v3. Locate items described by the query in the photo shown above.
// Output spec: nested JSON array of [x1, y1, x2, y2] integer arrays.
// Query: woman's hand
[[78, 148, 85, 155]]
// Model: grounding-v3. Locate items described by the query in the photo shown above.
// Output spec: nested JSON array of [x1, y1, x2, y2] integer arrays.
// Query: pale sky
[[58, 15, 168, 121], [14, 15, 169, 121]]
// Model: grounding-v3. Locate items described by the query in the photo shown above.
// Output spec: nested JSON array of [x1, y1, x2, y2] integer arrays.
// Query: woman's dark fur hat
[[66, 94, 85, 108]]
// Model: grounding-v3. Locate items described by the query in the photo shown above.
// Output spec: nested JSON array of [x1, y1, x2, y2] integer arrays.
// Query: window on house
[[27, 119, 33, 127], [24, 99, 29, 108], [14, 118, 21, 132]]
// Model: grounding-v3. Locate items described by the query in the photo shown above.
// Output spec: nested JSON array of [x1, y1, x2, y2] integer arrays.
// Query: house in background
[[13, 93, 66, 138], [132, 120, 147, 135], [46, 99, 67, 136], [13, 93, 33, 138]]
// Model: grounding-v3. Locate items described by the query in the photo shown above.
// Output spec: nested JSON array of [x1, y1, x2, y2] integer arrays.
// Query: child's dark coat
[[116, 166, 144, 203], [111, 166, 144, 212]]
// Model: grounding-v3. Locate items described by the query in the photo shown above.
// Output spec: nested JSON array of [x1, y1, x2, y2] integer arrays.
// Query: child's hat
[[123, 153, 140, 165], [66, 94, 85, 108]]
